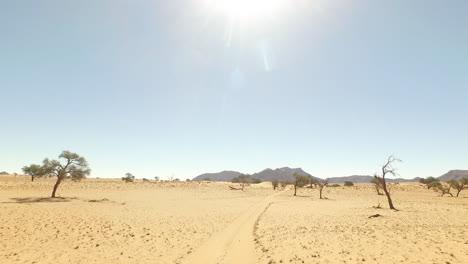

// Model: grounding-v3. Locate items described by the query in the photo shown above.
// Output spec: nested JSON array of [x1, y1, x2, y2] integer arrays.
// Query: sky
[[1, 0, 467, 180]]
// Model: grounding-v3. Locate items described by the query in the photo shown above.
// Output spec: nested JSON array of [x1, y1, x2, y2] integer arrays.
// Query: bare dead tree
[[373, 155, 402, 210]]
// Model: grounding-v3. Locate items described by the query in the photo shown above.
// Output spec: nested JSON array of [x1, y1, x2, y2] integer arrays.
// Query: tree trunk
[[382, 184, 396, 210], [319, 186, 323, 199], [294, 184, 297, 196], [456, 189, 461, 197], [51, 177, 62, 198], [31, 176, 34, 182]]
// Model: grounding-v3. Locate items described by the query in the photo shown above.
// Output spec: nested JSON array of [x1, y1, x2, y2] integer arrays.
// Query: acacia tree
[[122, 173, 135, 182], [272, 179, 279, 190], [370, 178, 383, 195], [419, 177, 440, 189], [430, 182, 453, 197], [41, 151, 90, 198], [22, 164, 44, 182], [317, 180, 329, 199], [373, 155, 401, 210], [293, 173, 309, 196], [232, 174, 250, 191], [448, 178, 468, 197]]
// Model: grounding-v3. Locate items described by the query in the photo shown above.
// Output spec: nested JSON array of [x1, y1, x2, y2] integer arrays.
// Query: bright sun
[[211, 0, 287, 20]]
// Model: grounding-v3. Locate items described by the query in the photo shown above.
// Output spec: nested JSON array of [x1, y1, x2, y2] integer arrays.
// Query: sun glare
[[211, 0, 286, 20]]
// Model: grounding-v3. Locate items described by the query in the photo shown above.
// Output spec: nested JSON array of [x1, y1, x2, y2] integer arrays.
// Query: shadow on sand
[[3, 197, 78, 204]]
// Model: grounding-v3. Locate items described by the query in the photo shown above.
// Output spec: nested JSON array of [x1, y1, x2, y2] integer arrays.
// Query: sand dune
[[0, 175, 467, 263]]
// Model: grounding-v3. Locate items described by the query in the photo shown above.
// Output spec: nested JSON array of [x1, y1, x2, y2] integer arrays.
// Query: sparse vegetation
[[280, 181, 290, 189], [142, 178, 150, 182], [272, 179, 279, 190], [419, 177, 440, 189], [122, 173, 136, 183], [203, 177, 211, 181], [373, 155, 401, 210], [251, 177, 262, 184], [370, 178, 383, 195], [317, 180, 329, 199], [328, 183, 340, 187], [22, 164, 44, 182], [231, 174, 250, 191], [430, 182, 453, 197], [154, 176, 160, 181], [293, 173, 309, 196], [447, 178, 468, 197], [344, 181, 354, 187]]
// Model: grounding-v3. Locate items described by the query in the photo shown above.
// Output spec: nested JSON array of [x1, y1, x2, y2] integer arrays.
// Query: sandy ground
[[0, 175, 467, 264]]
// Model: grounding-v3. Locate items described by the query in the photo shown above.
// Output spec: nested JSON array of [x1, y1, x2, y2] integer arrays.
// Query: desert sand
[[1, 175, 467, 264]]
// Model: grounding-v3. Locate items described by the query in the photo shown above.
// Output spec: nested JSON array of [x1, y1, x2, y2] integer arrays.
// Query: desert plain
[[0, 175, 467, 264]]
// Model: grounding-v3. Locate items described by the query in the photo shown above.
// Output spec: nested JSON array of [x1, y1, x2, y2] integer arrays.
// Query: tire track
[[182, 191, 282, 264]]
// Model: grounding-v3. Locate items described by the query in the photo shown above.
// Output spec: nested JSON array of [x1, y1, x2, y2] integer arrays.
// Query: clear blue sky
[[1, 0, 467, 180]]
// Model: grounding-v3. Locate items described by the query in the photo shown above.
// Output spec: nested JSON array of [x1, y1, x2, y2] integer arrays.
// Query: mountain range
[[0, 171, 9, 175], [192, 168, 467, 183]]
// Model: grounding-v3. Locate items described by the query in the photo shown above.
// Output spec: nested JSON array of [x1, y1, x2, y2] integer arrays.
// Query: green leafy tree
[[41, 151, 91, 198], [293, 173, 309, 196], [122, 173, 135, 183], [232, 174, 250, 191], [448, 178, 468, 197], [373, 155, 401, 210], [22, 164, 44, 182], [419, 177, 440, 189], [430, 182, 453, 197]]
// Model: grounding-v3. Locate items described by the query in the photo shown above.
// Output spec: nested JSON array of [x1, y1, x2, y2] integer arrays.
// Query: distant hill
[[192, 170, 242, 182], [192, 167, 466, 183], [251, 167, 320, 182], [193, 167, 320, 183], [437, 170, 468, 181], [326, 175, 373, 184], [0, 171, 9, 175], [388, 177, 421, 183], [325, 175, 420, 184]]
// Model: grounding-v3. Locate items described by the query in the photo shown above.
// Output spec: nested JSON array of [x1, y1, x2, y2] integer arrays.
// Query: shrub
[[251, 178, 262, 184], [344, 181, 354, 187]]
